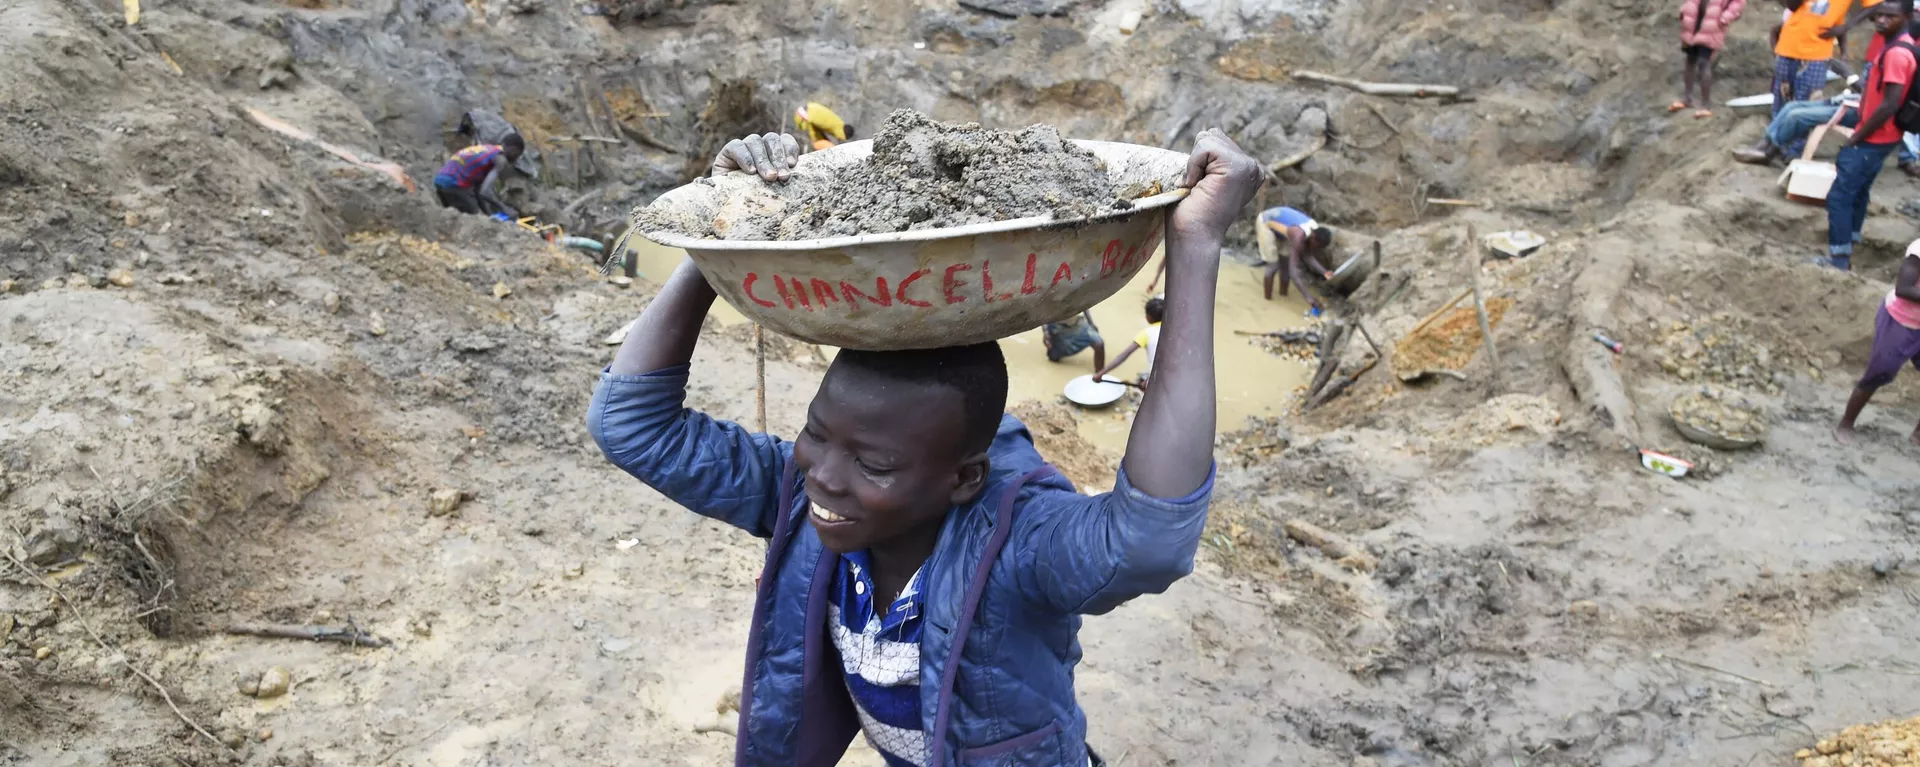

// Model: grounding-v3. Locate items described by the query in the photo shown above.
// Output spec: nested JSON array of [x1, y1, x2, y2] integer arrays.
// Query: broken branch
[[223, 622, 392, 648], [2, 544, 228, 752], [1293, 70, 1463, 99], [1283, 519, 1378, 572], [1268, 134, 1327, 174], [1464, 223, 1502, 387]]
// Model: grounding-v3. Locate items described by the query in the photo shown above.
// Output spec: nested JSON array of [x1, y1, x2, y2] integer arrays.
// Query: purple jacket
[[587, 365, 1212, 765]]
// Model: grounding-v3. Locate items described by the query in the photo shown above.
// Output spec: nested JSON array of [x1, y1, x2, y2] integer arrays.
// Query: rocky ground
[[3, 0, 1919, 765]]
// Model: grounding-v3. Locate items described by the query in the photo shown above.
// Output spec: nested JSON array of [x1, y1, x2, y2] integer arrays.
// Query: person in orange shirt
[[1771, 0, 1873, 119]]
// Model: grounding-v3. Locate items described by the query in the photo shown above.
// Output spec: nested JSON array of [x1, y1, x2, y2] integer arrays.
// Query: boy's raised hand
[[1169, 129, 1264, 245], [712, 133, 801, 182]]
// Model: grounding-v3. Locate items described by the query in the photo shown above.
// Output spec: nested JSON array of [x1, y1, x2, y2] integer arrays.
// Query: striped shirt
[[829, 550, 927, 767], [434, 144, 502, 189]]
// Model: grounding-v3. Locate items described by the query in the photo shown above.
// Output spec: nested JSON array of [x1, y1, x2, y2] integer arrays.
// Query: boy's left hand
[[1169, 129, 1264, 244]]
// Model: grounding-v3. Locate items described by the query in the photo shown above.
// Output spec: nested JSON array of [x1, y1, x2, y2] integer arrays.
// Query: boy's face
[[796, 365, 986, 554], [1872, 6, 1908, 33]]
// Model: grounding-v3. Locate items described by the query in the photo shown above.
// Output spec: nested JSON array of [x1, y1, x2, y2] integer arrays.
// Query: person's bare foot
[[1834, 425, 1858, 445]]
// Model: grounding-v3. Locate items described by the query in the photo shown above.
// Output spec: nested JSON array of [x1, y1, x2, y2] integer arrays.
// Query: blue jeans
[[1771, 101, 1857, 157], [1826, 140, 1899, 267]]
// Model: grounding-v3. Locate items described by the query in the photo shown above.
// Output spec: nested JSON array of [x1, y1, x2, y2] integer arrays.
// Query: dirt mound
[[641, 110, 1131, 240], [1008, 400, 1115, 491], [1797, 715, 1920, 767], [1391, 297, 1513, 379]]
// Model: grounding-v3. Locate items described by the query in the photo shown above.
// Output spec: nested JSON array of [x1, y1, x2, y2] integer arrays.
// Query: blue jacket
[[587, 366, 1212, 766]]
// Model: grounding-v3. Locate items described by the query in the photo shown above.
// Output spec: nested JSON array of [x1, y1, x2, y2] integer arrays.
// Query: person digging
[[1835, 239, 1920, 444], [588, 129, 1263, 765], [1042, 310, 1107, 374], [433, 133, 523, 218]]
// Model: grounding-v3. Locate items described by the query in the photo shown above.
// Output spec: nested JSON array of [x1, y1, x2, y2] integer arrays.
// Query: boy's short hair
[[831, 343, 1008, 454], [502, 133, 526, 153], [1145, 296, 1166, 323], [1309, 227, 1334, 248]]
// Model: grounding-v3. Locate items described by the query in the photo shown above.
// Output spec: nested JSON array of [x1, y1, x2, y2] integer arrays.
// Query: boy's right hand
[[1168, 129, 1264, 245], [712, 133, 800, 182]]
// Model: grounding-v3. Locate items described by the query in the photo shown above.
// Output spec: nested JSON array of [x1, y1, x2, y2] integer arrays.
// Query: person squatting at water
[[434, 134, 524, 218], [1258, 205, 1334, 312], [588, 128, 1263, 766], [1092, 295, 1163, 392], [1042, 311, 1107, 375]]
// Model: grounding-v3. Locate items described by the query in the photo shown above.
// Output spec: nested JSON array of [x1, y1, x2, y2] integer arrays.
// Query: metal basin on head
[[638, 139, 1190, 351]]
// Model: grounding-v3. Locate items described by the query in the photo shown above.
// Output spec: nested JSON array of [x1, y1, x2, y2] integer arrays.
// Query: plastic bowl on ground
[[637, 139, 1190, 351], [1063, 374, 1128, 407]]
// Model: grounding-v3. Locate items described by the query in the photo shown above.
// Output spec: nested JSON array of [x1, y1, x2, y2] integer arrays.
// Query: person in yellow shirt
[[1092, 296, 1164, 391], [794, 102, 855, 151], [1771, 0, 1878, 119]]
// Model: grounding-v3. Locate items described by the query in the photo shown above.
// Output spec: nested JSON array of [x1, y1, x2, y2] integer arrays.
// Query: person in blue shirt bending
[[587, 128, 1263, 766]]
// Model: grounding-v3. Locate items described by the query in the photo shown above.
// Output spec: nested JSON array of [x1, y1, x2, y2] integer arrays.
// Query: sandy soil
[[3, 0, 1919, 765]]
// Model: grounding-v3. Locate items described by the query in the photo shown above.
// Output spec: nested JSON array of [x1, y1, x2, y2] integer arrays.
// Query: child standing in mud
[[588, 130, 1262, 765], [1674, 0, 1744, 117]]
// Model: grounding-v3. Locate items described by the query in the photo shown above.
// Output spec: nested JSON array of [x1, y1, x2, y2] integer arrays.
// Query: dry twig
[[1, 544, 227, 751]]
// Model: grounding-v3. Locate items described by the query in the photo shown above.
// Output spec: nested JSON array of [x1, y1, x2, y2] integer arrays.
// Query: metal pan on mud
[[1063, 374, 1128, 408], [637, 139, 1191, 351]]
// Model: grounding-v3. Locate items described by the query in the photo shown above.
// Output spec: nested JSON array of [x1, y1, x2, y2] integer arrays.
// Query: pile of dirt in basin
[[638, 109, 1140, 241]]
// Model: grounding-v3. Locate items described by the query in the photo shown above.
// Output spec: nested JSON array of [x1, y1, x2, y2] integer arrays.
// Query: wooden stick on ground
[[2, 546, 228, 751], [1293, 70, 1462, 99], [1365, 102, 1401, 134], [1282, 519, 1378, 572], [223, 622, 392, 648], [1408, 287, 1473, 336], [1425, 197, 1482, 207], [754, 325, 767, 433], [1268, 134, 1327, 175], [1464, 223, 1501, 387]]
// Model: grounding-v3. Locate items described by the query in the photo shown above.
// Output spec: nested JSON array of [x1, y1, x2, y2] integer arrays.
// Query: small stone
[[563, 563, 585, 580], [408, 617, 433, 638], [124, 212, 140, 228], [34, 646, 51, 660], [87, 273, 107, 288], [1759, 567, 1775, 579], [255, 666, 292, 698], [571, 616, 586, 630], [237, 676, 259, 696], [427, 488, 466, 517], [1872, 557, 1898, 577], [607, 275, 633, 288], [599, 637, 632, 656], [0, 280, 15, 294], [1794, 748, 1812, 759], [492, 281, 511, 299], [322, 292, 340, 314], [107, 269, 134, 288], [369, 312, 388, 337], [1568, 600, 1599, 616], [221, 731, 246, 750], [158, 273, 191, 285], [1817, 738, 1840, 755], [66, 274, 91, 289], [257, 728, 272, 742]]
